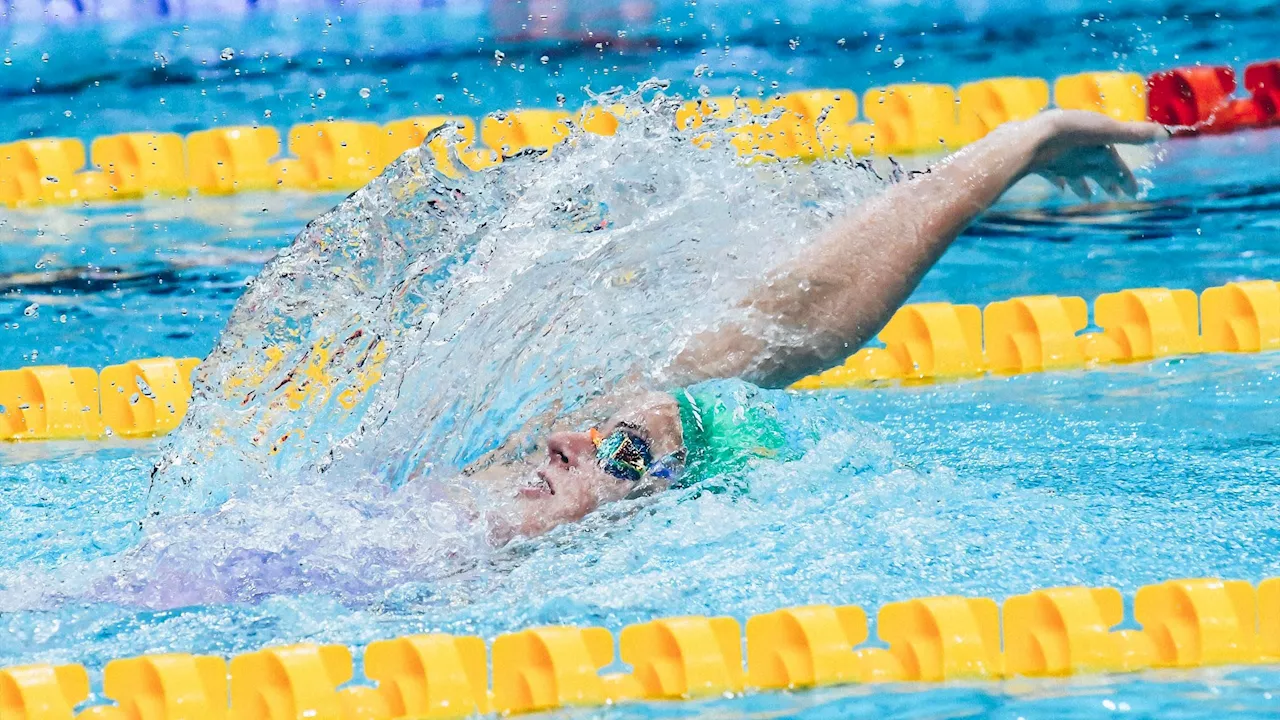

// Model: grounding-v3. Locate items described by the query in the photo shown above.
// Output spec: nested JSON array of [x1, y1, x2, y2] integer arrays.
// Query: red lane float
[[1146, 66, 1235, 131], [1146, 64, 1278, 135], [1244, 60, 1280, 124]]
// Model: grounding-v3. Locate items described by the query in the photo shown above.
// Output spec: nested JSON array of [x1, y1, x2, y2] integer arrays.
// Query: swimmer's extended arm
[[675, 109, 1169, 388]]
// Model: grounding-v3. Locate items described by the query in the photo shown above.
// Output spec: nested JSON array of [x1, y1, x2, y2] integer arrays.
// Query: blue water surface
[[1, 0, 1280, 718]]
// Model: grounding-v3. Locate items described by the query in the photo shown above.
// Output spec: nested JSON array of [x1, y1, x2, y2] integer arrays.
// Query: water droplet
[[40, 52, 49, 62], [555, 93, 566, 106], [220, 47, 235, 61], [837, 38, 846, 46], [693, 63, 709, 78], [359, 87, 371, 99], [435, 94, 444, 103], [316, 88, 327, 99], [23, 303, 38, 317], [264, 109, 272, 118], [540, 55, 549, 64], [494, 50, 505, 63], [129, 393, 140, 405], [63, 109, 71, 117], [788, 38, 799, 50], [893, 55, 905, 68], [2, 57, 10, 66]]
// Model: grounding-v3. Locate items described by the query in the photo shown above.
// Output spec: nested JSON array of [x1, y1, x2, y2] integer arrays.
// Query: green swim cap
[[672, 383, 788, 491]]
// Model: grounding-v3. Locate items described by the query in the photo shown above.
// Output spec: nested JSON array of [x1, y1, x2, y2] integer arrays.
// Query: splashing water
[[34, 82, 889, 608]]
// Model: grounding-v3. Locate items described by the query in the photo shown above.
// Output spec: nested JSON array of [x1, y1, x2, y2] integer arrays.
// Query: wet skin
[[500, 392, 684, 539], [482, 111, 1170, 544]]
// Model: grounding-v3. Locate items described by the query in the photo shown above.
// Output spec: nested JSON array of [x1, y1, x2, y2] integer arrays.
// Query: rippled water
[[0, 192, 335, 366], [2, 351, 1278, 718], [3, 0, 1280, 718]]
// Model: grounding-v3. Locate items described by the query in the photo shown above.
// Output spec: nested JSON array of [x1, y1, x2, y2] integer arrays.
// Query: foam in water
[[11, 82, 886, 608]]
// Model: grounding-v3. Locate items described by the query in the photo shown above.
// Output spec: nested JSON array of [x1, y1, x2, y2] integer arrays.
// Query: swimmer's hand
[[1023, 109, 1170, 200]]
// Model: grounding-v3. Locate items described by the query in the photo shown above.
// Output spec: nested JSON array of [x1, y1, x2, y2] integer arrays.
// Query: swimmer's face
[[511, 393, 684, 538]]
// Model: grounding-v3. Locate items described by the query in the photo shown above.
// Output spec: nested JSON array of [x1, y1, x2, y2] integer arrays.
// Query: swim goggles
[[590, 426, 683, 483]]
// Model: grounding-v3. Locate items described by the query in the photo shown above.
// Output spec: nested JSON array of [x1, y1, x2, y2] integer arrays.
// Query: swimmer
[[479, 109, 1169, 544]]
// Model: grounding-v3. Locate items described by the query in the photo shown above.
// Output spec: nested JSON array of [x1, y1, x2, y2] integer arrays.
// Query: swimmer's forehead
[[599, 393, 679, 435], [600, 415, 646, 435]]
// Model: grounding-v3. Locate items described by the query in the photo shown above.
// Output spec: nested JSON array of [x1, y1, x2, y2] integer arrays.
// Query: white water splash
[[159, 81, 881, 495], [17, 82, 888, 608]]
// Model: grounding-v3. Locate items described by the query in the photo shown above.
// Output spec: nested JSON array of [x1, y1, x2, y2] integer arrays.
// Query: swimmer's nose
[[546, 431, 594, 469]]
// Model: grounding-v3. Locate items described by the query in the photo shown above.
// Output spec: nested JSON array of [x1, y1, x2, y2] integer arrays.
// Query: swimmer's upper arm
[[672, 111, 1166, 389], [670, 125, 1043, 387]]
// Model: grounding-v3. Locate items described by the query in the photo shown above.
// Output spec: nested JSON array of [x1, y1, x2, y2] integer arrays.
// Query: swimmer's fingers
[[1084, 145, 1140, 199], [1048, 175, 1094, 201], [1036, 140, 1142, 201], [1111, 146, 1141, 197], [1037, 150, 1108, 201], [1036, 168, 1091, 200], [1068, 177, 1094, 201]]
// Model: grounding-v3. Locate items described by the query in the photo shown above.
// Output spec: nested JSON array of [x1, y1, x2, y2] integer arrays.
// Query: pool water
[[3, 0, 1280, 718]]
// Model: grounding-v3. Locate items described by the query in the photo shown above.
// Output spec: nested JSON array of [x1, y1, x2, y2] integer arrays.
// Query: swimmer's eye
[[591, 423, 654, 483]]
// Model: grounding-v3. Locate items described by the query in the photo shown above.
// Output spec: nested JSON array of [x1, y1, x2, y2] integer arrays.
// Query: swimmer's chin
[[483, 502, 543, 547], [484, 516, 519, 547], [483, 489, 584, 547], [480, 484, 549, 547]]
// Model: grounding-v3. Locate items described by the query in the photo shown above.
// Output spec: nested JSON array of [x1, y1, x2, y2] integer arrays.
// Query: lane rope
[[2, 60, 1277, 208]]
